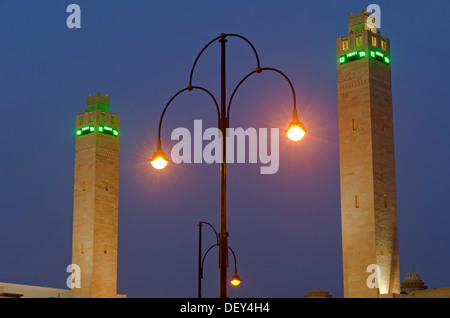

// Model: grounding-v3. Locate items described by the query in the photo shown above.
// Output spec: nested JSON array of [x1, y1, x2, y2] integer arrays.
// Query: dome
[[401, 267, 427, 293], [311, 288, 326, 294], [304, 288, 332, 298], [403, 270, 423, 283]]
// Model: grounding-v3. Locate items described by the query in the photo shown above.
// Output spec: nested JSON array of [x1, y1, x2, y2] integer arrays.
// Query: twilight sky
[[0, 0, 449, 298]]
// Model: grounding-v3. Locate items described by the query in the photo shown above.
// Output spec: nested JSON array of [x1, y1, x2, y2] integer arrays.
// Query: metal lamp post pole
[[219, 34, 228, 299], [198, 222, 202, 298]]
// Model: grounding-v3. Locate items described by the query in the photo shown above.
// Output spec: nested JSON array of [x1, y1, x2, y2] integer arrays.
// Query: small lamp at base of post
[[230, 269, 241, 286]]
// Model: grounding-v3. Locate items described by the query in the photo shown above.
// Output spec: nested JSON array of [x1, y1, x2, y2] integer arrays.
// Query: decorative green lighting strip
[[98, 125, 119, 136], [339, 49, 366, 64], [370, 50, 390, 64], [76, 125, 119, 137], [76, 125, 95, 136], [339, 49, 390, 65]]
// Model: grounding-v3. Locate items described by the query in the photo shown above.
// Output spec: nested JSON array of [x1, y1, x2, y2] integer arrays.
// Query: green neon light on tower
[[339, 49, 390, 65], [338, 49, 366, 65], [369, 50, 390, 64], [76, 125, 96, 137], [98, 125, 119, 136], [76, 125, 119, 137]]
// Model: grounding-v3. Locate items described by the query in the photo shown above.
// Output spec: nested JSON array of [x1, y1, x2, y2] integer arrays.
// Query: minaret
[[337, 9, 400, 297], [72, 92, 120, 298]]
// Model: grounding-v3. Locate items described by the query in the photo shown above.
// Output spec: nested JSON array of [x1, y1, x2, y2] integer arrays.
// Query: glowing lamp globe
[[285, 120, 307, 141], [230, 273, 241, 286], [150, 151, 169, 170]]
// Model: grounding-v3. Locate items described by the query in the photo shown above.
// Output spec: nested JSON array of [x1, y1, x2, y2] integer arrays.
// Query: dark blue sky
[[0, 0, 449, 298]]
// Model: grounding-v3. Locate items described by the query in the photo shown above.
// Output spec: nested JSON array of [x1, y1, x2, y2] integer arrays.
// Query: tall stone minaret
[[72, 92, 120, 298], [336, 9, 400, 297]]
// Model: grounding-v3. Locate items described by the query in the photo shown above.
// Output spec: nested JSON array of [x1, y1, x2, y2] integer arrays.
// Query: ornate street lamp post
[[150, 33, 306, 298]]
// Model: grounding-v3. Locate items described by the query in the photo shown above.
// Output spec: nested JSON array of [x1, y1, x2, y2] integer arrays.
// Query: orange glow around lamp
[[150, 140, 169, 170], [285, 108, 307, 141]]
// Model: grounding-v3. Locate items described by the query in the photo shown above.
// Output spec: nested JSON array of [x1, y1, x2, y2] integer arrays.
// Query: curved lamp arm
[[188, 33, 261, 87], [157, 86, 220, 147], [188, 35, 221, 87], [200, 244, 238, 279], [228, 246, 238, 273], [200, 243, 219, 279], [223, 33, 261, 69], [227, 67, 298, 120], [199, 221, 219, 244]]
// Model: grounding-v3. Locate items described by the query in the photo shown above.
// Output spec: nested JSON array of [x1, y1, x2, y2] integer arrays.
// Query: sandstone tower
[[72, 92, 120, 298], [337, 10, 400, 297]]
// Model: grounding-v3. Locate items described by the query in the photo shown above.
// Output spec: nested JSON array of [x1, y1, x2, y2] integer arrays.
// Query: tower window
[[342, 38, 349, 51], [104, 244, 107, 254], [111, 116, 116, 125], [356, 34, 362, 47], [89, 114, 93, 123], [381, 39, 387, 50], [105, 181, 109, 192], [371, 34, 377, 47], [352, 118, 357, 131], [355, 195, 360, 208], [380, 118, 385, 131], [101, 114, 106, 123], [384, 195, 388, 208], [82, 181, 86, 191]]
